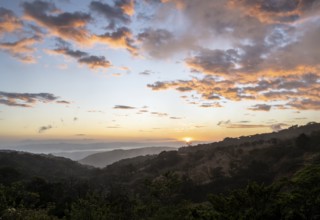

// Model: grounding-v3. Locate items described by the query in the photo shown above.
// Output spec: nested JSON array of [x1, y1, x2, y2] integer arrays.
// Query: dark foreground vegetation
[[1, 123, 320, 219]]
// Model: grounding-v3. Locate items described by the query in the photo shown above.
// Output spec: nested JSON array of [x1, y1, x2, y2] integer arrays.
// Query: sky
[[0, 0, 319, 146]]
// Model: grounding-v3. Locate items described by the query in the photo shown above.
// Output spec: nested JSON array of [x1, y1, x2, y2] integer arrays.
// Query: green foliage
[[69, 194, 111, 220], [1, 207, 59, 220]]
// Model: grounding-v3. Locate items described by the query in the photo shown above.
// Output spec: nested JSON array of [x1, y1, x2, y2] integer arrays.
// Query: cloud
[[185, 49, 240, 76], [114, 105, 135, 109], [176, 87, 193, 92], [94, 27, 138, 56], [16, 0, 138, 58], [23, 0, 91, 44], [0, 99, 31, 108], [0, 7, 23, 34], [218, 120, 290, 131], [147, 81, 176, 91], [200, 102, 223, 108], [287, 99, 320, 110], [56, 100, 70, 104], [137, 28, 196, 59], [150, 111, 168, 117], [49, 38, 112, 69], [217, 120, 270, 129], [107, 125, 121, 129], [0, 7, 44, 63], [78, 55, 111, 69], [0, 36, 40, 63], [238, 120, 251, 123], [87, 110, 104, 113], [170, 116, 182, 119], [248, 104, 272, 111], [90, 1, 130, 28], [229, 0, 320, 23], [148, 72, 320, 110], [139, 70, 153, 76], [112, 73, 122, 77], [194, 125, 206, 128], [0, 91, 65, 107], [38, 125, 52, 133], [136, 109, 148, 114], [143, 0, 320, 112], [117, 0, 135, 16]]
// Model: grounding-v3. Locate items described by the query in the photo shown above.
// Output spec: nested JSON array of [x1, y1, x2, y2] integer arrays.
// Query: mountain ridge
[[78, 146, 176, 168]]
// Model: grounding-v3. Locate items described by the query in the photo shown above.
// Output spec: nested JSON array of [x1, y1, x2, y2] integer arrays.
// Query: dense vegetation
[[1, 123, 320, 219]]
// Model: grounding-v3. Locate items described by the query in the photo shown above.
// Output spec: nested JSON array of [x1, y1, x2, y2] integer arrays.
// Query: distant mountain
[[79, 146, 176, 168], [2, 141, 182, 160]]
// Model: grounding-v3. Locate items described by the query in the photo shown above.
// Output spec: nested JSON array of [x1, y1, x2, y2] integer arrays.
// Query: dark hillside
[[96, 123, 320, 200], [0, 150, 97, 184], [1, 123, 320, 219]]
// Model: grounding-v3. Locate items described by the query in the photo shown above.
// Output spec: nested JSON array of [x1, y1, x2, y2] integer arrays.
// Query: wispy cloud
[[248, 104, 272, 112], [56, 100, 70, 104], [38, 125, 52, 133], [217, 120, 289, 131], [87, 110, 104, 113], [200, 103, 222, 108], [170, 116, 182, 120], [0, 7, 23, 34], [139, 70, 153, 76], [114, 105, 135, 109], [0, 91, 67, 107], [107, 125, 121, 129], [49, 38, 112, 69], [150, 111, 168, 117], [218, 120, 269, 129], [0, 36, 40, 63]]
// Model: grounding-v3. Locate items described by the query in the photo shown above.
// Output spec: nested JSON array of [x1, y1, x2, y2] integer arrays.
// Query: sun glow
[[183, 137, 193, 143]]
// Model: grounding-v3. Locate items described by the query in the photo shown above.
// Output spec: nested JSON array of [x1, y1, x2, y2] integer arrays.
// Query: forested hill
[[0, 122, 320, 219], [0, 150, 97, 183], [98, 122, 320, 188]]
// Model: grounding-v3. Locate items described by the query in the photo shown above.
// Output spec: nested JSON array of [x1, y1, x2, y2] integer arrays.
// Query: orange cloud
[[148, 72, 320, 110], [48, 39, 112, 69], [120, 0, 135, 16], [0, 36, 40, 63], [23, 1, 92, 45], [228, 0, 319, 24], [0, 7, 23, 34], [94, 27, 138, 56], [161, 0, 186, 10]]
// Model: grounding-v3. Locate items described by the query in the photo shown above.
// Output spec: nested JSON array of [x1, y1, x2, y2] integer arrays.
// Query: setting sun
[[184, 137, 193, 143]]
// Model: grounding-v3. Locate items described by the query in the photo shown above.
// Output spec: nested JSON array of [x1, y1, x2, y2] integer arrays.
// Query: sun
[[183, 137, 193, 144]]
